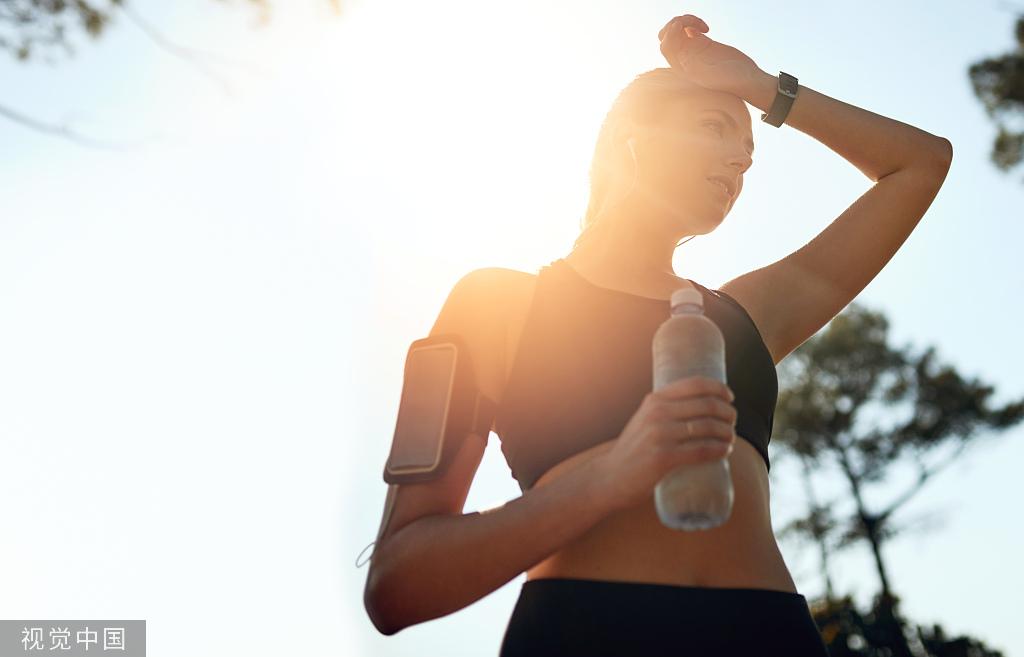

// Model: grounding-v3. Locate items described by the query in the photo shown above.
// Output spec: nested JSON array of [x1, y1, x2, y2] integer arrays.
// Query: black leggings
[[500, 577, 831, 657]]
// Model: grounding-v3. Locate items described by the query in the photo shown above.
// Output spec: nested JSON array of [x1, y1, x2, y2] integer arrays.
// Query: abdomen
[[525, 438, 796, 593]]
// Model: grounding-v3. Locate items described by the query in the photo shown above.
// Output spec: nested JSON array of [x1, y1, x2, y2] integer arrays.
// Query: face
[[632, 90, 755, 235]]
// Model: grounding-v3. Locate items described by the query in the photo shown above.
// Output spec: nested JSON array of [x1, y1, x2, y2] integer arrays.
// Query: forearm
[[740, 67, 951, 181], [365, 456, 615, 635]]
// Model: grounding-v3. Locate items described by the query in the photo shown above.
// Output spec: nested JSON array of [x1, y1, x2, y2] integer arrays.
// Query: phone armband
[[382, 333, 496, 485]]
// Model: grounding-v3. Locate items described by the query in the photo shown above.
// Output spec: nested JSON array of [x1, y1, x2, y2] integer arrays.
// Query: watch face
[[780, 72, 798, 95]]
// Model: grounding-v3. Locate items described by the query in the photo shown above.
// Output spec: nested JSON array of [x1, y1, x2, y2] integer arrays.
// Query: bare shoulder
[[441, 267, 536, 326], [478, 266, 538, 305], [717, 275, 780, 366], [436, 266, 538, 426], [454, 266, 537, 295]]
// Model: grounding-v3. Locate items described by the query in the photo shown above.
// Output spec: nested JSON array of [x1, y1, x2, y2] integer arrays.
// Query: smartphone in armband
[[382, 332, 496, 485]]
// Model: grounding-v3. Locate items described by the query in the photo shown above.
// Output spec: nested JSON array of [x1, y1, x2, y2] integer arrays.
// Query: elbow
[[365, 598, 402, 637], [899, 136, 951, 181], [936, 136, 953, 166], [928, 136, 953, 171], [363, 560, 406, 636]]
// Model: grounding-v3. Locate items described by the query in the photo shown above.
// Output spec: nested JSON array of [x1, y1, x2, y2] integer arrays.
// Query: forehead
[[669, 93, 755, 153]]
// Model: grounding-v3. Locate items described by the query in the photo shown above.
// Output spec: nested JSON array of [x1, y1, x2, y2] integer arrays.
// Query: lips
[[706, 175, 735, 199]]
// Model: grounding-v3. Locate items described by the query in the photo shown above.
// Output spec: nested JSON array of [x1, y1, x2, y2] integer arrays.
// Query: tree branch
[[117, 4, 234, 96], [115, 4, 273, 96], [0, 102, 156, 149], [877, 439, 972, 524]]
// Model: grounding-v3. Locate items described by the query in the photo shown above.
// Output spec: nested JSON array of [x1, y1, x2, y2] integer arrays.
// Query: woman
[[363, 14, 952, 656]]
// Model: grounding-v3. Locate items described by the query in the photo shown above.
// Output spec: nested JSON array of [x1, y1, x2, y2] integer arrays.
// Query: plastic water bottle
[[652, 286, 734, 531]]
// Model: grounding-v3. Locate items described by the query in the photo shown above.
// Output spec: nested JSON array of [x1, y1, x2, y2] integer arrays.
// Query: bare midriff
[[524, 436, 798, 593], [496, 268, 798, 594]]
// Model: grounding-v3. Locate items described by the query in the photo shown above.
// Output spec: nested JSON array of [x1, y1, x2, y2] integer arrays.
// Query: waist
[[527, 540, 796, 593], [526, 441, 795, 593]]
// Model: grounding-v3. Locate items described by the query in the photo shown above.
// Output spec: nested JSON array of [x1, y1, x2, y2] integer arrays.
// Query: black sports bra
[[492, 258, 778, 492]]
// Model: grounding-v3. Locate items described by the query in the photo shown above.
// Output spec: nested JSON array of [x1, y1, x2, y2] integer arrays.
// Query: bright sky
[[2, 0, 1022, 655]]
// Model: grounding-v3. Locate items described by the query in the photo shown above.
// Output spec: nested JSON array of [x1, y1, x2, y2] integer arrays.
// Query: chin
[[699, 212, 727, 235], [714, 199, 735, 223]]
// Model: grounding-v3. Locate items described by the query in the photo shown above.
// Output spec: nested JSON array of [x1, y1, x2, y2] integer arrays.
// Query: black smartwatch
[[761, 71, 799, 127]]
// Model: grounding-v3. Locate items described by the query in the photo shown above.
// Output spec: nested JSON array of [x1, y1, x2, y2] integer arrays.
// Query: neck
[[568, 198, 693, 280]]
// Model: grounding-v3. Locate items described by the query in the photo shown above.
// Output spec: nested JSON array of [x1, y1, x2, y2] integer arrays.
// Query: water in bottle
[[652, 285, 734, 531]]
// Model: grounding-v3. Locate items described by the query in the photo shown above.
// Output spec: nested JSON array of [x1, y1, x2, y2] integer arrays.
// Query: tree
[[0, 0, 277, 63], [1, 0, 340, 144], [772, 303, 1023, 656], [2, 0, 126, 63], [968, 12, 1024, 182], [809, 594, 1006, 657]]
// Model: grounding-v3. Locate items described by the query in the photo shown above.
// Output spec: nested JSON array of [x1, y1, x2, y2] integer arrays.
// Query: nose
[[729, 149, 752, 174]]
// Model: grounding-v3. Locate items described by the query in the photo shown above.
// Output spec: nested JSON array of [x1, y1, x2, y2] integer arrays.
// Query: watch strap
[[761, 71, 799, 127]]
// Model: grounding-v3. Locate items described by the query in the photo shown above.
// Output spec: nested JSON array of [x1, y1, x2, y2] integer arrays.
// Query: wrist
[[738, 67, 779, 113], [585, 454, 626, 515]]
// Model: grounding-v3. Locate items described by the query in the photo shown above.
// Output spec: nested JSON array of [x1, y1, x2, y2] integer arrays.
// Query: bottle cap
[[670, 286, 703, 310]]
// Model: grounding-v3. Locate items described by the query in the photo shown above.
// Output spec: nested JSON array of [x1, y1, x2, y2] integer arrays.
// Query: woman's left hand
[[658, 14, 761, 97]]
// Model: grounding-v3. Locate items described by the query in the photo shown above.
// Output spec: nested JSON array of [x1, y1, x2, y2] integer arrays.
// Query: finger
[[658, 379, 734, 404], [670, 417, 735, 442], [666, 24, 703, 69], [683, 26, 711, 42], [675, 438, 733, 462], [659, 18, 682, 49], [665, 397, 738, 425], [680, 14, 710, 31], [660, 23, 681, 61], [659, 14, 709, 38], [657, 376, 734, 402], [657, 18, 675, 41]]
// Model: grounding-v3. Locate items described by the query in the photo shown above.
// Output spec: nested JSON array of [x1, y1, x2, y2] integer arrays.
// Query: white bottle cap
[[670, 286, 703, 309]]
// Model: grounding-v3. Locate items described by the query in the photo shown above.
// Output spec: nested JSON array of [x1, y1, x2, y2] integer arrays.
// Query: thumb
[[681, 26, 714, 62], [683, 26, 710, 41]]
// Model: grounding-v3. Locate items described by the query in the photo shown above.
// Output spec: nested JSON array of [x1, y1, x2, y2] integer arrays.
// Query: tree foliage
[[0, 0, 277, 64], [968, 13, 1024, 180], [773, 303, 1023, 655]]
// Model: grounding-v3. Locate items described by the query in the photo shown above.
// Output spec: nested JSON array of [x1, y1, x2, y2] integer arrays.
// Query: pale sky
[[2, 0, 1022, 655]]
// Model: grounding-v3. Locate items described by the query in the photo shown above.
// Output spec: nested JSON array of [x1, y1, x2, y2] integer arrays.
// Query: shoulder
[[716, 280, 778, 365], [431, 266, 538, 403], [439, 266, 538, 324], [448, 266, 536, 299]]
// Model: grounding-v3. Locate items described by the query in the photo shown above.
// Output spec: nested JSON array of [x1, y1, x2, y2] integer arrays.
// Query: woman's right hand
[[595, 376, 738, 513]]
